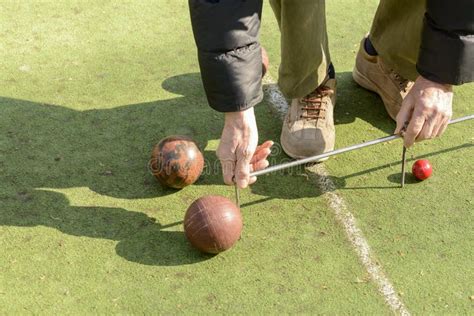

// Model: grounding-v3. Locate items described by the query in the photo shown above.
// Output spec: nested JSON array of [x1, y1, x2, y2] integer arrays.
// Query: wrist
[[418, 75, 452, 91], [224, 107, 255, 123]]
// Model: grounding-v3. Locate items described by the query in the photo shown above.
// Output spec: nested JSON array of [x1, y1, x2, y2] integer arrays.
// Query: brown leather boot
[[352, 36, 414, 120], [280, 78, 336, 159]]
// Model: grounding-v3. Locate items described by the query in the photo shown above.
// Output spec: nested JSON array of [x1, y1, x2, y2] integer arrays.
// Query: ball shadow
[[116, 228, 213, 266]]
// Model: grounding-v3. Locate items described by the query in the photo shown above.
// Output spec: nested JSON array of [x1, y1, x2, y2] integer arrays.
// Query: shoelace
[[389, 70, 412, 92], [300, 86, 334, 120]]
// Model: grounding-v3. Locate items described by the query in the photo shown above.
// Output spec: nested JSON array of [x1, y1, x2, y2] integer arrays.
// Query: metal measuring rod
[[232, 114, 474, 205]]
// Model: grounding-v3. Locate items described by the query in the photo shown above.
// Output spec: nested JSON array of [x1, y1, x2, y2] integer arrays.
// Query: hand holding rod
[[250, 114, 474, 178]]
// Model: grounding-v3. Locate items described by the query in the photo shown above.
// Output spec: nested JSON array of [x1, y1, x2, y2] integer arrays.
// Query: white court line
[[262, 76, 410, 315]]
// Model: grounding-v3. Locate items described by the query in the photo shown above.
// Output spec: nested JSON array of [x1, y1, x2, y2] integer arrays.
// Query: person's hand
[[217, 107, 273, 189], [395, 76, 453, 147]]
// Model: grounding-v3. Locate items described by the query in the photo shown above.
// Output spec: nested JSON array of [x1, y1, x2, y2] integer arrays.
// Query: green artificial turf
[[1, 1, 472, 314]]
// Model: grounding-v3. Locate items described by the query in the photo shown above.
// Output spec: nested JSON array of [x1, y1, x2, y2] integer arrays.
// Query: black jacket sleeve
[[189, 0, 263, 112], [417, 0, 474, 85]]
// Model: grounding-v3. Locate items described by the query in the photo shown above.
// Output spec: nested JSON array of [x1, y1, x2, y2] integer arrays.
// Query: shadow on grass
[[333, 71, 395, 134], [326, 143, 473, 190], [1, 73, 308, 266], [1, 71, 469, 265], [0, 73, 225, 266], [1, 188, 209, 265]]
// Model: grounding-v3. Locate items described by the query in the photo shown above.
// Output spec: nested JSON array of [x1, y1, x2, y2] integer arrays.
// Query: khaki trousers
[[269, 0, 426, 98]]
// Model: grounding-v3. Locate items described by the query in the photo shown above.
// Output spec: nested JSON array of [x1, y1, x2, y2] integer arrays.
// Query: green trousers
[[269, 0, 426, 98]]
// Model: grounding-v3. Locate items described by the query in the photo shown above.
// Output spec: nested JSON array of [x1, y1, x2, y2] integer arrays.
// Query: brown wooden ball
[[184, 195, 243, 254], [150, 135, 204, 189]]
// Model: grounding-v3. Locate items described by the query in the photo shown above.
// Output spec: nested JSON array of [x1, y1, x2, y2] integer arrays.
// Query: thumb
[[395, 95, 414, 135], [235, 148, 253, 189]]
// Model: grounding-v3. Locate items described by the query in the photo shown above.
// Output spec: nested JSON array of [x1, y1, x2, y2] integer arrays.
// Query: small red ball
[[184, 195, 243, 254], [412, 159, 433, 180]]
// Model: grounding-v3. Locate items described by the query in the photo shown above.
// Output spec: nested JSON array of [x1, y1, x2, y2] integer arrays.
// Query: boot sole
[[352, 66, 397, 121]]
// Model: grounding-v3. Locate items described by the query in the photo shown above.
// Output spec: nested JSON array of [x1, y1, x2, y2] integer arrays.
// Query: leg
[[370, 0, 426, 81], [353, 0, 426, 120], [269, 0, 330, 99], [270, 0, 336, 159]]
